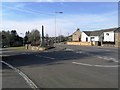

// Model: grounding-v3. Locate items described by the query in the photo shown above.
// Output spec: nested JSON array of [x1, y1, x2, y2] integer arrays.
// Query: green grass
[[6, 46, 25, 50]]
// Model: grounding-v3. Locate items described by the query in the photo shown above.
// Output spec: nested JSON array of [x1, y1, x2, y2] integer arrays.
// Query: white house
[[100, 28, 117, 46], [99, 28, 117, 42], [81, 30, 103, 46], [81, 28, 117, 46], [103, 30, 115, 42], [81, 31, 91, 42], [90, 36, 99, 42]]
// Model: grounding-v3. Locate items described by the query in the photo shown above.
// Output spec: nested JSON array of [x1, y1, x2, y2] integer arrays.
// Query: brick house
[[72, 28, 82, 42], [115, 27, 120, 47]]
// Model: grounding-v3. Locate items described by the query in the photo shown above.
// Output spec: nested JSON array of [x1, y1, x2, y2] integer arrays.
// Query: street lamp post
[[54, 12, 63, 46]]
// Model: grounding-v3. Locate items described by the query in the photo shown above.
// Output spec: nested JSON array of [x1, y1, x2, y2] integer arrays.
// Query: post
[[55, 15, 57, 46], [54, 12, 63, 46]]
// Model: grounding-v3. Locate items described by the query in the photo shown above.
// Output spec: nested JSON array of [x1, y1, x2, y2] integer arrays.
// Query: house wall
[[115, 32, 120, 47], [89, 36, 99, 46], [72, 30, 81, 42], [81, 32, 90, 42], [90, 36, 99, 41], [99, 33, 103, 42], [103, 31, 114, 42]]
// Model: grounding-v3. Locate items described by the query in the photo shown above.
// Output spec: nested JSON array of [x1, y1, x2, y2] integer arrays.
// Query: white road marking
[[105, 50, 111, 51], [101, 56, 118, 62], [22, 53, 27, 54], [109, 58, 118, 62], [103, 56, 112, 60], [65, 49, 74, 51], [97, 56, 103, 59], [72, 62, 118, 68], [43, 51, 48, 52], [76, 51, 84, 54], [22, 53, 30, 55], [75, 51, 118, 63], [2, 51, 14, 53], [72, 62, 93, 66], [0, 55, 9, 57], [1, 53, 30, 57], [94, 65, 118, 67], [66, 49, 118, 62], [1, 61, 38, 89], [36, 55, 55, 60]]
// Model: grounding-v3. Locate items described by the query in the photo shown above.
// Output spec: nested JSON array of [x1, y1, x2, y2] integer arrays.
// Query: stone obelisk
[[41, 25, 44, 47]]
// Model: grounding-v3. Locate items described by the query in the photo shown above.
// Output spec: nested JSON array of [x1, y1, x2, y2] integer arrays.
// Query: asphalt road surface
[[1, 44, 119, 89]]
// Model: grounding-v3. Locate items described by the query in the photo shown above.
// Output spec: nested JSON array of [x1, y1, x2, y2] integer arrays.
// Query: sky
[[2, 0, 120, 2], [1, 1, 119, 37]]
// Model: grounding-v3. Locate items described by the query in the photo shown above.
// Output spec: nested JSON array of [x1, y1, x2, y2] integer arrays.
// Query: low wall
[[80, 42, 91, 46], [102, 42, 115, 47], [115, 42, 120, 47], [66, 42, 119, 47], [102, 44, 115, 47], [66, 42, 81, 45], [66, 42, 91, 46], [25, 44, 46, 51]]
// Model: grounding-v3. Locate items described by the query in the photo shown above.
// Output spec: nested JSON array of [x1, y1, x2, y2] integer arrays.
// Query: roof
[[83, 31, 103, 36], [73, 28, 81, 35], [100, 28, 117, 32], [115, 27, 120, 32], [83, 28, 117, 36], [68, 35, 72, 37], [83, 31, 91, 36], [90, 30, 103, 36]]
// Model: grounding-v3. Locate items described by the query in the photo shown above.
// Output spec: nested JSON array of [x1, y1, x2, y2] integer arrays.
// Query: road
[[1, 44, 119, 89]]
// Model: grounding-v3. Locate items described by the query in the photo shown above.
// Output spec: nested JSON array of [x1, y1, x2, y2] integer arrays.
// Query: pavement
[[1, 44, 119, 88], [2, 63, 31, 89]]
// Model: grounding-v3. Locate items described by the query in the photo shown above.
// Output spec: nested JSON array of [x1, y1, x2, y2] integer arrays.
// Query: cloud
[[13, 3, 27, 8], [2, 4, 54, 17], [2, 11, 118, 37]]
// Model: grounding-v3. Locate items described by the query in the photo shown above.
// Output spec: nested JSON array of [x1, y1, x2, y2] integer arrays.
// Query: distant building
[[68, 35, 72, 42], [72, 28, 82, 42]]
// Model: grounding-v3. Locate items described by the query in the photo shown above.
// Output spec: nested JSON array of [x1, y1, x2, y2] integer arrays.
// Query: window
[[91, 37, 94, 39], [86, 37, 88, 42], [106, 33, 109, 36], [91, 37, 94, 41], [102, 37, 104, 40], [79, 37, 81, 41]]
